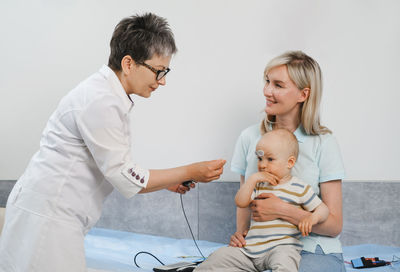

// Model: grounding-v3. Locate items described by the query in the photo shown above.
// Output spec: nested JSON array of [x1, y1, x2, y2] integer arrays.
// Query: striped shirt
[[241, 176, 322, 257]]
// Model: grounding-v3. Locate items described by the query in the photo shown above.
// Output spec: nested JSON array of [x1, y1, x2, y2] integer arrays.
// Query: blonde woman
[[196, 51, 345, 272]]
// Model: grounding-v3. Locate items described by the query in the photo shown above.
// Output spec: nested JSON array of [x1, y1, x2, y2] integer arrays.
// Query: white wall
[[1, 0, 399, 181]]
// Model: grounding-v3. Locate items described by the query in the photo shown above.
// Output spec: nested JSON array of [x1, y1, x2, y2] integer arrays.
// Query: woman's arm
[[140, 160, 226, 193], [251, 180, 343, 237], [310, 180, 343, 236]]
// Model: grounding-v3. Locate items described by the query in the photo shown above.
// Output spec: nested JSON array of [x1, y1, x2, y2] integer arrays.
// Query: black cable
[[180, 193, 205, 259], [133, 251, 164, 268], [133, 190, 205, 268]]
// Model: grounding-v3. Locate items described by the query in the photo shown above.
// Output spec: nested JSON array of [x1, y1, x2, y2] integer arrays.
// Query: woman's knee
[[299, 252, 345, 272]]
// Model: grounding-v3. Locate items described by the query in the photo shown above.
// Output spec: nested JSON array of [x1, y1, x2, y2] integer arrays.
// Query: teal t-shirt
[[231, 123, 345, 254]]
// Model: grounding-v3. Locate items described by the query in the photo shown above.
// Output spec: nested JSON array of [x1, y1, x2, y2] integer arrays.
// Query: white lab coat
[[0, 65, 149, 272]]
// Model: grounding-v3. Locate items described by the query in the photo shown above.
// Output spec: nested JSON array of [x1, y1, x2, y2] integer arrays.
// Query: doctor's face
[[124, 54, 171, 97]]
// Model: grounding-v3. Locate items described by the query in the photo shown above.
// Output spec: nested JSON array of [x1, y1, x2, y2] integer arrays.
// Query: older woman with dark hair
[[0, 13, 225, 272]]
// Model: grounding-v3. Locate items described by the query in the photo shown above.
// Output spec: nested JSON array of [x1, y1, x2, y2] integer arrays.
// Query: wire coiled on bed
[[133, 192, 205, 268]]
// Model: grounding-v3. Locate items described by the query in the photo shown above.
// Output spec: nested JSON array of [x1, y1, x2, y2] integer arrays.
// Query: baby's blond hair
[[264, 129, 299, 160]]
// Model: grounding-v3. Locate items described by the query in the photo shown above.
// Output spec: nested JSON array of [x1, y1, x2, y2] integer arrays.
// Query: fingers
[[193, 159, 226, 183], [200, 169, 224, 183], [177, 184, 192, 194], [254, 193, 273, 200], [251, 209, 261, 221], [229, 235, 241, 247], [214, 159, 226, 168], [210, 160, 226, 176], [307, 223, 312, 236], [199, 175, 219, 183], [229, 232, 246, 247], [299, 223, 304, 236], [259, 172, 279, 185], [268, 181, 277, 186], [252, 214, 262, 222], [298, 221, 312, 236], [177, 185, 188, 194], [298, 222, 304, 236], [269, 179, 278, 186]]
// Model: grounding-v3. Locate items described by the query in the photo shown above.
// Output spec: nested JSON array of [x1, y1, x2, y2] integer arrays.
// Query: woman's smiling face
[[263, 65, 308, 118]]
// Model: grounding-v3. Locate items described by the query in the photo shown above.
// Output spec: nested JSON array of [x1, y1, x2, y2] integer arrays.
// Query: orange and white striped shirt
[[241, 176, 322, 257]]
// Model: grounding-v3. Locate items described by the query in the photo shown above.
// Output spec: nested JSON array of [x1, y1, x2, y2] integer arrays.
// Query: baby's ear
[[287, 156, 296, 169]]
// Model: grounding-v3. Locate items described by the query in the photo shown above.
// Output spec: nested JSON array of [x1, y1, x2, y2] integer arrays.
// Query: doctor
[[0, 13, 226, 272]]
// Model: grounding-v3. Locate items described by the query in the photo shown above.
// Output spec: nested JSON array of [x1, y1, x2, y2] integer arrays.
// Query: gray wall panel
[[198, 182, 239, 244], [341, 181, 400, 246], [0, 180, 16, 207], [1, 180, 399, 246], [96, 187, 199, 240]]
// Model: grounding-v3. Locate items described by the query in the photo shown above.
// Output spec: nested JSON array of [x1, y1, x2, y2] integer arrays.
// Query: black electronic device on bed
[[351, 257, 387, 269]]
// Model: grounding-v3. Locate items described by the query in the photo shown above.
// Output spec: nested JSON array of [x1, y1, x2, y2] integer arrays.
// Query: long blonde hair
[[261, 51, 331, 135]]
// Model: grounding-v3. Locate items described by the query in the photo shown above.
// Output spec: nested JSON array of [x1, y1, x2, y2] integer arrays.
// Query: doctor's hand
[[190, 159, 226, 182], [167, 183, 195, 194]]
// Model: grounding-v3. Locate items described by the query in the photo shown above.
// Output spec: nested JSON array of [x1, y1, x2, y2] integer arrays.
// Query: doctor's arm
[[139, 159, 226, 193], [77, 96, 225, 198]]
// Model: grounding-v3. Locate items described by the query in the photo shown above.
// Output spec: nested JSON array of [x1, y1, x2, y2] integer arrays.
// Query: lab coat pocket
[[11, 186, 57, 219]]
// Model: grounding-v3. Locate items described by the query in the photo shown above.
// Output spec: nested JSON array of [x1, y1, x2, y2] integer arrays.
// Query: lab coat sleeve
[[76, 94, 148, 198]]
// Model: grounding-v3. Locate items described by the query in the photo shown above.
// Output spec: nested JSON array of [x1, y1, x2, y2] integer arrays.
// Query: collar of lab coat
[[99, 65, 134, 112]]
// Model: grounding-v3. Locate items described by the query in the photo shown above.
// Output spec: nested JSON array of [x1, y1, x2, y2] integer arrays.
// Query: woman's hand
[[167, 182, 195, 194], [190, 159, 226, 182], [229, 230, 248, 247], [251, 193, 283, 221]]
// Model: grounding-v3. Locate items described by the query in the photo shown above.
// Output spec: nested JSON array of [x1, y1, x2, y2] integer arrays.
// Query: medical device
[[133, 180, 204, 271], [182, 180, 194, 188], [351, 257, 388, 268]]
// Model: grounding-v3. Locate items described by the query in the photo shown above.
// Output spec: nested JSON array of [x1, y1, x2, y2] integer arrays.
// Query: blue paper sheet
[[85, 228, 400, 272], [85, 228, 223, 271]]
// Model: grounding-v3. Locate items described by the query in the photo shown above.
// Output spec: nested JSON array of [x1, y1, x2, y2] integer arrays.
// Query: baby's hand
[[298, 215, 316, 236], [254, 171, 279, 186]]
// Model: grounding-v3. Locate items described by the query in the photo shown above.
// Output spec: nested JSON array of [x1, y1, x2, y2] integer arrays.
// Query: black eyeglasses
[[138, 62, 170, 81]]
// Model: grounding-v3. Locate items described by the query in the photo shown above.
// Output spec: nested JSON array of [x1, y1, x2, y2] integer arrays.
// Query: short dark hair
[[108, 13, 177, 71]]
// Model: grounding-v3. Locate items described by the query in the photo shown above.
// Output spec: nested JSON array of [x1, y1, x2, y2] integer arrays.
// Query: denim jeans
[[298, 245, 346, 272]]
